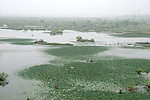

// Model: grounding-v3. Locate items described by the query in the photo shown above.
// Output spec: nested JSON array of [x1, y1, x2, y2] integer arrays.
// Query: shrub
[[0, 72, 8, 86], [76, 36, 95, 42], [91, 38, 95, 42], [0, 72, 8, 81], [76, 36, 82, 41]]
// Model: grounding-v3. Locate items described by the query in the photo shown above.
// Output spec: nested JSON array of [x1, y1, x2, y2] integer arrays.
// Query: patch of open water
[[0, 43, 55, 100]]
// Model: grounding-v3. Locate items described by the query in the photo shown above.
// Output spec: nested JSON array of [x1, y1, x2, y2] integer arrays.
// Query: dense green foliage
[[19, 46, 150, 100]]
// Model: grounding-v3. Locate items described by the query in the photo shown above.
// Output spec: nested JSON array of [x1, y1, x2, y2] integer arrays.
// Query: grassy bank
[[19, 46, 150, 100]]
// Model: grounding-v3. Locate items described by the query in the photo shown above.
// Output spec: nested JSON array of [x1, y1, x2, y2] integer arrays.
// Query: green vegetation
[[76, 36, 95, 42], [34, 39, 47, 44], [76, 36, 82, 41], [0, 72, 8, 86], [42, 42, 73, 46], [121, 46, 146, 49], [19, 46, 150, 100], [44, 29, 63, 35], [0, 16, 150, 37], [0, 38, 35, 45], [136, 68, 149, 74], [145, 80, 150, 88], [136, 42, 150, 44], [50, 29, 63, 35], [113, 33, 150, 38], [135, 42, 150, 47], [34, 39, 73, 46], [45, 46, 107, 58]]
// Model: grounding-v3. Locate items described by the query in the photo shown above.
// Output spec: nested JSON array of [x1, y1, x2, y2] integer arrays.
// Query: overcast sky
[[0, 0, 150, 17]]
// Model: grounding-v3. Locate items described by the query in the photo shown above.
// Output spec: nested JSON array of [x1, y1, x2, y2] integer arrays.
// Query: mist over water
[[0, 0, 150, 17]]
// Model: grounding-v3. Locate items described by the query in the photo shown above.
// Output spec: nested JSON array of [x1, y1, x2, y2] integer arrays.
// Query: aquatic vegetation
[[136, 68, 149, 74], [19, 59, 150, 99], [144, 80, 150, 89], [127, 82, 136, 93], [19, 46, 150, 99], [76, 36, 82, 41], [0, 38, 34, 42], [136, 42, 150, 44], [34, 39, 73, 46], [44, 29, 63, 35], [135, 42, 150, 48], [0, 72, 8, 86], [136, 68, 144, 74], [121, 46, 146, 49], [0, 38, 35, 45], [76, 36, 95, 42], [34, 39, 47, 44], [113, 33, 150, 38], [42, 42, 73, 46], [45, 46, 108, 58]]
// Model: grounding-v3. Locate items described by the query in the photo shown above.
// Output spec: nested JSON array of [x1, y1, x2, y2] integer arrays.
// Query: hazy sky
[[0, 0, 150, 17]]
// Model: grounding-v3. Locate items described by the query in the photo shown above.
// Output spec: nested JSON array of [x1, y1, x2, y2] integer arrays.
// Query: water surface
[[0, 43, 54, 100], [0, 29, 150, 46]]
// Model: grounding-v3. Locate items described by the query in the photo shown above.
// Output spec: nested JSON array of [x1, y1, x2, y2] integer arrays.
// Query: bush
[[91, 38, 95, 42], [0, 72, 8, 81], [76, 36, 82, 41], [76, 36, 95, 42], [0, 72, 8, 86]]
